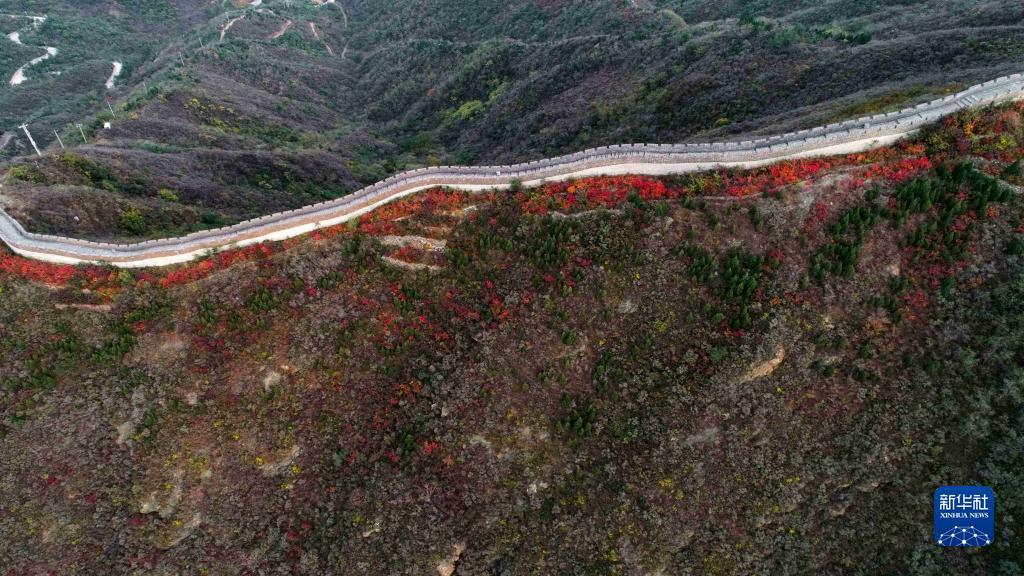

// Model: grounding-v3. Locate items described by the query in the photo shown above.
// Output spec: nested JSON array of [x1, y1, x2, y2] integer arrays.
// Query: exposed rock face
[[258, 445, 302, 476], [617, 298, 638, 314], [139, 468, 184, 519], [437, 542, 466, 576], [741, 346, 785, 383], [115, 386, 148, 445]]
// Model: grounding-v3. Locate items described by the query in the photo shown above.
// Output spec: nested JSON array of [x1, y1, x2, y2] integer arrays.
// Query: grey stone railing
[[2, 72, 1023, 268]]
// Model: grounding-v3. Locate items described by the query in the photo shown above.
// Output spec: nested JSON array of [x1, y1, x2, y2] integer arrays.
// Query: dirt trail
[[315, 0, 348, 28], [221, 0, 276, 41], [105, 61, 122, 89], [381, 257, 442, 272], [11, 47, 57, 86], [309, 22, 336, 55], [379, 235, 448, 252], [268, 19, 292, 39], [337, 1, 349, 28], [220, 14, 245, 41], [4, 14, 57, 87]]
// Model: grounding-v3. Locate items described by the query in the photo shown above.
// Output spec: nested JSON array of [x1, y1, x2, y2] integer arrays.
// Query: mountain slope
[[0, 100, 1023, 574], [2, 0, 1024, 241]]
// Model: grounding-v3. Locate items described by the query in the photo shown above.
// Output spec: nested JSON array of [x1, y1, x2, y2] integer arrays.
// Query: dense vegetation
[[2, 0, 1024, 239], [0, 102, 1022, 574]]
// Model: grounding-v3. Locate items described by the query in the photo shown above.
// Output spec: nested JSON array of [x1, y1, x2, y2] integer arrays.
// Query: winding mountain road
[[1, 72, 1023, 269], [4, 14, 56, 86]]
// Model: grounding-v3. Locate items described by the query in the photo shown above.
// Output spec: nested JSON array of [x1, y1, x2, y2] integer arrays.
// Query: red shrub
[[0, 253, 76, 286]]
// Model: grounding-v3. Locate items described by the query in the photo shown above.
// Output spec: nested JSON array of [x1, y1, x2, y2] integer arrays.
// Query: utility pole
[[53, 129, 65, 150], [179, 52, 186, 67], [76, 123, 87, 144], [106, 100, 116, 116], [19, 124, 41, 156], [199, 37, 205, 50]]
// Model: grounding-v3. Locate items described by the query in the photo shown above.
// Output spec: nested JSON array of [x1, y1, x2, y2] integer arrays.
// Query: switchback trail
[[4, 14, 56, 87]]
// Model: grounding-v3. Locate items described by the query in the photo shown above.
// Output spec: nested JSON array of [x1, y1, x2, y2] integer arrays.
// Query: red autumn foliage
[[804, 201, 832, 232], [155, 243, 276, 288], [0, 253, 77, 286], [520, 176, 681, 214], [932, 101, 1024, 163], [388, 245, 424, 263], [421, 440, 441, 456], [0, 131, 974, 291], [862, 156, 933, 184], [724, 159, 832, 197], [358, 188, 471, 235]]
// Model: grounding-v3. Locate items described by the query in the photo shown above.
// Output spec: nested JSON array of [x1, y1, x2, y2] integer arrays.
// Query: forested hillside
[[1, 99, 1023, 575], [1, 0, 1023, 240]]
